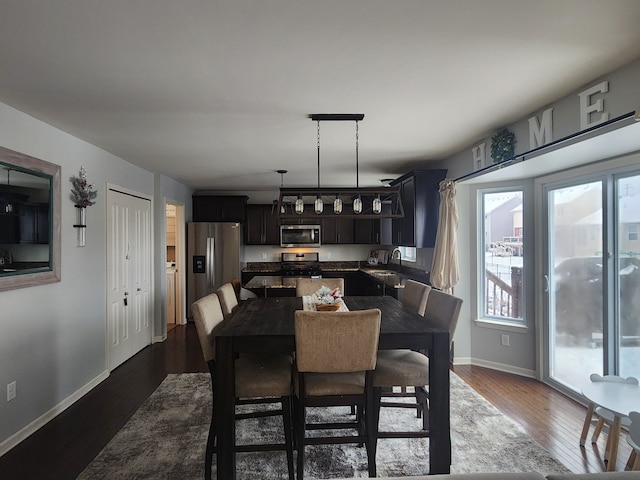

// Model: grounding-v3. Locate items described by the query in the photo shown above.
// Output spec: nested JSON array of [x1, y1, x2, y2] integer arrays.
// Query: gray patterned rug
[[77, 372, 570, 479]]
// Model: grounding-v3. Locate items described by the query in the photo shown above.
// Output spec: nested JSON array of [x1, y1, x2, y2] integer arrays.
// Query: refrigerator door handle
[[207, 236, 215, 292]]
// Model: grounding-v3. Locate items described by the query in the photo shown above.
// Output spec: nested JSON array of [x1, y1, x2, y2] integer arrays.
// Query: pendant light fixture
[[333, 195, 343, 214], [277, 113, 405, 220], [295, 194, 304, 214], [314, 120, 323, 214], [276, 169, 287, 214], [353, 120, 362, 214]]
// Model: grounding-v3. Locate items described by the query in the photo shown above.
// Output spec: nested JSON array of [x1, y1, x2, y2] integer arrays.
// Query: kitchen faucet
[[391, 247, 402, 273]]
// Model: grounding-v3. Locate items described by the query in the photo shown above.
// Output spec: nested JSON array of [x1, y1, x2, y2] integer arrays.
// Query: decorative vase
[[75, 206, 86, 247]]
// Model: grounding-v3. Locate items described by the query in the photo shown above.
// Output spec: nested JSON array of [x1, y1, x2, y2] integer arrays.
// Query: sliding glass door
[[543, 169, 640, 393]]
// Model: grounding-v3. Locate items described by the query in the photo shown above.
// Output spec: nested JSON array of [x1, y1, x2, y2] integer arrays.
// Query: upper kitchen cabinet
[[354, 218, 380, 244], [321, 217, 354, 244], [245, 204, 280, 245], [19, 203, 49, 244], [192, 195, 248, 222], [390, 169, 447, 248]]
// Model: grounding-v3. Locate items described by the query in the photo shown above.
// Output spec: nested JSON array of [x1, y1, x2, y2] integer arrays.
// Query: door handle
[[543, 275, 549, 293]]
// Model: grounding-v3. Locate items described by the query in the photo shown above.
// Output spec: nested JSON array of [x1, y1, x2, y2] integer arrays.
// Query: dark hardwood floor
[[0, 324, 632, 479]]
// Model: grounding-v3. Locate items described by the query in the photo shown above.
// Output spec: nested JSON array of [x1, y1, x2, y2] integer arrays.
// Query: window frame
[[477, 187, 526, 327]]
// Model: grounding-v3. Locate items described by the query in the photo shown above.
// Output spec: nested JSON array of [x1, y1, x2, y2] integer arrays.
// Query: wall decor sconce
[[69, 166, 97, 247]]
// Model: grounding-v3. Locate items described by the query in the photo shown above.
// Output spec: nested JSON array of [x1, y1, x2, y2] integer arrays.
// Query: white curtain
[[430, 179, 459, 294]]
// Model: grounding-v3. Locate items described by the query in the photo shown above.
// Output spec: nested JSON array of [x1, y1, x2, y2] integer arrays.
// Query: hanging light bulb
[[353, 194, 363, 214], [295, 194, 304, 214], [352, 121, 362, 214], [373, 194, 382, 214], [333, 195, 342, 214], [314, 194, 323, 214]]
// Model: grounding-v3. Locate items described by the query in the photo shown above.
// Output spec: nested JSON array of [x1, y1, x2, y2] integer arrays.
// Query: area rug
[[77, 372, 570, 479]]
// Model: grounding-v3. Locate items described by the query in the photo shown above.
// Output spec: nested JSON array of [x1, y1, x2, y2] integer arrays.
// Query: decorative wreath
[[490, 128, 516, 164]]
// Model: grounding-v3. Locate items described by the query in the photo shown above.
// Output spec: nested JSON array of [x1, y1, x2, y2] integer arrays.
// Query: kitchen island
[[244, 271, 408, 298]]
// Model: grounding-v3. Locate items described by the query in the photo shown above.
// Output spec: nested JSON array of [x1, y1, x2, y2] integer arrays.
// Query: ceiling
[[1, 1, 640, 198]]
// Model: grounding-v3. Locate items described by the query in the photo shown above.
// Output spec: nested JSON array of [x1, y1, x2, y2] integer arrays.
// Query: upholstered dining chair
[[295, 277, 344, 297], [402, 279, 431, 316], [294, 308, 381, 480], [579, 373, 638, 462], [374, 280, 431, 419], [216, 282, 239, 318], [626, 411, 640, 470], [373, 287, 463, 437], [191, 293, 295, 480]]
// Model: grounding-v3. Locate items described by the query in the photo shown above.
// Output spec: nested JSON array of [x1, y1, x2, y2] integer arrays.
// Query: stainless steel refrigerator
[[187, 222, 241, 320]]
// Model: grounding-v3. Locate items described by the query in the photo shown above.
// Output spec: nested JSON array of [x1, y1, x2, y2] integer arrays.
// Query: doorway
[[165, 200, 186, 330], [106, 187, 153, 371], [541, 162, 640, 395]]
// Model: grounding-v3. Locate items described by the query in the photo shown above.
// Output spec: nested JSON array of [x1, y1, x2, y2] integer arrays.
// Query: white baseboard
[[0, 370, 109, 457], [465, 357, 537, 379]]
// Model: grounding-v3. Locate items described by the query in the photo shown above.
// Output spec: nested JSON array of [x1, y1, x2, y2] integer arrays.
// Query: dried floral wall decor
[[69, 166, 98, 207], [490, 128, 516, 164]]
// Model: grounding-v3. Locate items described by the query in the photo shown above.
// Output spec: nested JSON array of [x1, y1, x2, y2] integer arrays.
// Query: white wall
[[0, 102, 192, 453]]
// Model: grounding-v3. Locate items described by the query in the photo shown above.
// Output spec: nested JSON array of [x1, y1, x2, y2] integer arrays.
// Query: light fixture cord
[[317, 120, 321, 188], [355, 121, 359, 189]]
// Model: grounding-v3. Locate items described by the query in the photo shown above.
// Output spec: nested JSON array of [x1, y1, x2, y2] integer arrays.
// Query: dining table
[[213, 295, 451, 479], [580, 379, 640, 470]]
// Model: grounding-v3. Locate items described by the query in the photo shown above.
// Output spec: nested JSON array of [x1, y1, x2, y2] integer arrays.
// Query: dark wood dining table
[[214, 296, 451, 479]]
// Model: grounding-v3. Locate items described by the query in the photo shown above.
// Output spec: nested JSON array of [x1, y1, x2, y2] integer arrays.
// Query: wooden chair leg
[[205, 413, 215, 480], [282, 396, 295, 480], [580, 402, 595, 447], [296, 396, 306, 480], [592, 417, 605, 444], [626, 450, 637, 470], [607, 416, 622, 471]]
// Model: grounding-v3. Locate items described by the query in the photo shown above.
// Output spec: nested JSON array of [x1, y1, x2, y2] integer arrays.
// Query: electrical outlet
[[261, 252, 267, 260], [327, 251, 332, 259], [501, 334, 510, 347], [7, 381, 16, 402]]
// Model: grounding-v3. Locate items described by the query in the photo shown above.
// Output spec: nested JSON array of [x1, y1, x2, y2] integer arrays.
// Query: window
[[628, 224, 638, 241], [479, 190, 524, 324], [397, 246, 416, 263]]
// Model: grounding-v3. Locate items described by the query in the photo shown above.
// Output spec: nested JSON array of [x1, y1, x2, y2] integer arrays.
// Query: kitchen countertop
[[244, 270, 408, 290]]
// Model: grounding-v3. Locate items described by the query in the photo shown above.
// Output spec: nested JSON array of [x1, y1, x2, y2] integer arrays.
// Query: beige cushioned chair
[[191, 293, 294, 480], [374, 287, 463, 436], [295, 277, 344, 297], [216, 282, 239, 318], [294, 308, 381, 480], [374, 280, 432, 423]]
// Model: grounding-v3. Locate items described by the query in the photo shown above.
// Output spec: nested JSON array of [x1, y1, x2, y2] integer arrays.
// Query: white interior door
[[107, 188, 152, 371]]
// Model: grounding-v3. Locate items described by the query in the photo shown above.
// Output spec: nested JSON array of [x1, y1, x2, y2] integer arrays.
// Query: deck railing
[[485, 266, 522, 319]]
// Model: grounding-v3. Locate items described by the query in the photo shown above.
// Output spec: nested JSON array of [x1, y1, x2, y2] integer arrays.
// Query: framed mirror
[[0, 146, 61, 292]]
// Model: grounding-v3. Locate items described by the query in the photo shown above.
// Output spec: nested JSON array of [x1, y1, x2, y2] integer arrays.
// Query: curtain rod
[[455, 110, 636, 183]]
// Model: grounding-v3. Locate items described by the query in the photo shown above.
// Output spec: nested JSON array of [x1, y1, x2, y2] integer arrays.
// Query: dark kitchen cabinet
[[0, 214, 19, 244], [19, 203, 49, 244], [354, 218, 380, 244], [192, 195, 248, 222], [321, 217, 354, 244], [245, 204, 280, 245], [390, 169, 447, 248]]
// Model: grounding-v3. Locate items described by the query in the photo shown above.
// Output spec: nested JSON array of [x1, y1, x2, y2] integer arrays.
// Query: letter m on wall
[[528, 107, 553, 149]]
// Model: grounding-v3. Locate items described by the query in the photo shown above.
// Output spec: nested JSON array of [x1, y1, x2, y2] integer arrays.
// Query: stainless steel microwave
[[280, 224, 321, 247]]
